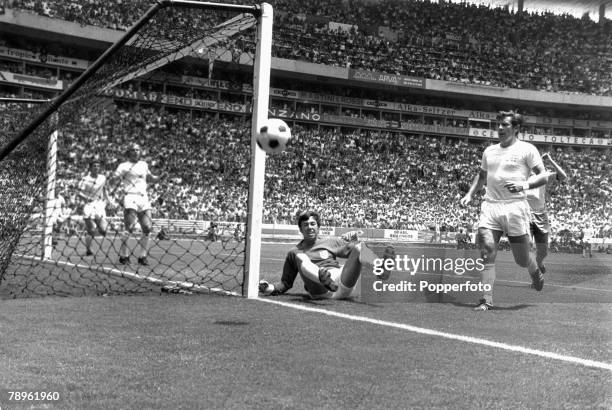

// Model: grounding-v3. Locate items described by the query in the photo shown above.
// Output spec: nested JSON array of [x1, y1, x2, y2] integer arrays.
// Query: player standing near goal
[[259, 211, 395, 300], [110, 143, 159, 266], [77, 159, 111, 256], [48, 192, 72, 244], [460, 111, 549, 311], [526, 152, 567, 275]]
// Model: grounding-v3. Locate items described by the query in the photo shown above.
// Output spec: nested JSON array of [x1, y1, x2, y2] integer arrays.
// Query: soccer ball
[[256, 118, 291, 154]]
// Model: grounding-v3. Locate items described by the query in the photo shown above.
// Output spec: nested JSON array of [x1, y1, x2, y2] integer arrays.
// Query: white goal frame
[[245, 3, 273, 298]]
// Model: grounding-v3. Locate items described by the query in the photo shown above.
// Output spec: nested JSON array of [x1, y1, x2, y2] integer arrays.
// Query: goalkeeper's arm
[[259, 279, 292, 295], [258, 254, 298, 296], [259, 280, 282, 295]]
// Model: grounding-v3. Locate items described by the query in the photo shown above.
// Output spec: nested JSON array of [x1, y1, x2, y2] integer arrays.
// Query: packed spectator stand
[[11, 0, 612, 95]]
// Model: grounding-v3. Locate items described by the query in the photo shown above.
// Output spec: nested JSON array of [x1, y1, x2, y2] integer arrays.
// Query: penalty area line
[[256, 297, 612, 372]]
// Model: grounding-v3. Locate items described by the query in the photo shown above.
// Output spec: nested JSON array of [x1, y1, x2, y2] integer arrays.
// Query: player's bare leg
[[294, 253, 338, 291], [119, 209, 138, 264], [137, 210, 153, 266], [531, 230, 548, 273], [84, 218, 97, 256], [336, 242, 362, 288], [93, 217, 108, 256], [508, 234, 543, 290], [475, 227, 501, 310], [335, 242, 393, 299]]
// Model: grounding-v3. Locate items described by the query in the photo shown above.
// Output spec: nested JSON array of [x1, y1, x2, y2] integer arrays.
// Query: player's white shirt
[[481, 140, 543, 201], [78, 174, 106, 202], [114, 160, 148, 195]]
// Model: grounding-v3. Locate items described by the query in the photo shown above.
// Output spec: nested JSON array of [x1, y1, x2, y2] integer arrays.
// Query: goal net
[[0, 1, 272, 299]]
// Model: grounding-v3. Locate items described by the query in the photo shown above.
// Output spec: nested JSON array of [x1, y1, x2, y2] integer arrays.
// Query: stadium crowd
[[10, 0, 612, 95], [49, 104, 610, 245]]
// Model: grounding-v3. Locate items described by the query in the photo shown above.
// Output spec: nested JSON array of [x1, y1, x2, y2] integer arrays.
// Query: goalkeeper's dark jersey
[[275, 237, 352, 294]]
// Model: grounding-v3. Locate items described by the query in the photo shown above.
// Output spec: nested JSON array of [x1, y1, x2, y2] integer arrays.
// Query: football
[[256, 118, 291, 154]]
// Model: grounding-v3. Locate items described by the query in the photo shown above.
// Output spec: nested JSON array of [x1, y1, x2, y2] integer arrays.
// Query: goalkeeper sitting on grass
[[259, 210, 394, 300]]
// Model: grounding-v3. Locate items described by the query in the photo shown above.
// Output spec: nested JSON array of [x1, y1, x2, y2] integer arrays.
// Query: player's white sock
[[481, 263, 495, 304]]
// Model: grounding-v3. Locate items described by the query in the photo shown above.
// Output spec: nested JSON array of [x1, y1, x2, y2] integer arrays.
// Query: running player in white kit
[[460, 111, 550, 310]]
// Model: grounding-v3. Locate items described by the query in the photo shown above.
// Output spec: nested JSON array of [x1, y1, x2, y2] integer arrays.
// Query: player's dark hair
[[297, 210, 321, 227], [497, 110, 524, 130]]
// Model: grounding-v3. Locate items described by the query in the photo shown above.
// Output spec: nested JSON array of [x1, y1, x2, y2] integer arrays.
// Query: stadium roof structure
[[448, 0, 612, 20]]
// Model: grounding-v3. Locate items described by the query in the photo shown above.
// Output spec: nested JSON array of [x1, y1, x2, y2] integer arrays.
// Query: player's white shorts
[[123, 193, 151, 213], [478, 199, 530, 237], [308, 266, 355, 300], [83, 200, 106, 220]]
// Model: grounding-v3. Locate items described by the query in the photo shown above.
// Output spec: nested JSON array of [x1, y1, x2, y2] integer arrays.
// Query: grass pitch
[[0, 241, 610, 409]]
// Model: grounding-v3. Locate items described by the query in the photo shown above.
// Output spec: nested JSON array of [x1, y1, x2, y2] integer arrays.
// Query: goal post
[[0, 2, 273, 299], [245, 2, 273, 299]]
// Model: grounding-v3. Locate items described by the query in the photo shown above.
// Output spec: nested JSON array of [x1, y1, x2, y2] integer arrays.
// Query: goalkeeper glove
[[341, 230, 363, 242], [258, 280, 276, 295]]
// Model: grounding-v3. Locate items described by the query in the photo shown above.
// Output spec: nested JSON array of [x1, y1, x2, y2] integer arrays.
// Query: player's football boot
[[537, 263, 546, 274], [379, 245, 396, 280], [86, 250, 94, 256], [530, 268, 544, 291], [119, 256, 130, 265], [318, 267, 338, 292], [138, 257, 149, 266], [474, 298, 493, 311]]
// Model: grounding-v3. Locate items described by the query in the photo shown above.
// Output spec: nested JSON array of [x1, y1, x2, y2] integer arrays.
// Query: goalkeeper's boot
[[119, 256, 130, 265], [529, 268, 544, 291], [474, 298, 493, 311], [318, 267, 338, 292], [138, 257, 149, 266], [379, 245, 396, 281], [86, 249, 94, 256]]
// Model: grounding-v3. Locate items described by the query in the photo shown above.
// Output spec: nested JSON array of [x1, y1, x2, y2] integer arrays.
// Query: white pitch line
[[256, 297, 612, 372]]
